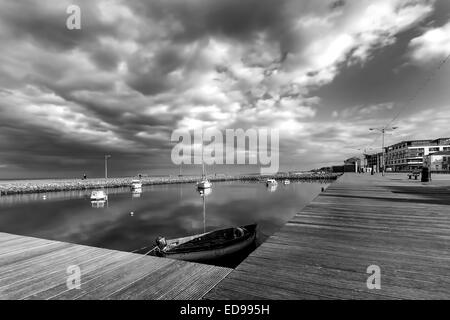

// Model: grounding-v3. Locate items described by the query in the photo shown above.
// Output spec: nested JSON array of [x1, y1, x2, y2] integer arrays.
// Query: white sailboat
[[90, 190, 108, 201], [131, 179, 142, 190], [197, 177, 212, 189], [90, 190, 108, 208], [196, 136, 212, 190]]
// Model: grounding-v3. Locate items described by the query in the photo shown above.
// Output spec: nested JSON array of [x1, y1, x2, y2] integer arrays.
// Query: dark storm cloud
[[0, 123, 99, 167], [330, 0, 346, 10], [57, 90, 180, 132], [126, 0, 311, 59], [124, 39, 213, 96], [129, 0, 288, 41], [0, 111, 172, 178], [34, 73, 116, 97], [89, 46, 121, 71], [126, 55, 174, 96], [0, 0, 117, 51]]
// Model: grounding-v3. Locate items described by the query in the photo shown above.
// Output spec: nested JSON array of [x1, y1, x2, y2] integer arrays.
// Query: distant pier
[[0, 173, 340, 196]]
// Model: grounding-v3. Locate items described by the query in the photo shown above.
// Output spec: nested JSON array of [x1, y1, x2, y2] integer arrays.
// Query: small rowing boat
[[153, 224, 257, 262]]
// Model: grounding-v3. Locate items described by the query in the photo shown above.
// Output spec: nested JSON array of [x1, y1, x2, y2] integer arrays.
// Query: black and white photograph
[[0, 0, 449, 308]]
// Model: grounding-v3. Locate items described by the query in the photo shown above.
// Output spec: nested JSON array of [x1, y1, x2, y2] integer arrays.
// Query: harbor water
[[0, 180, 328, 267]]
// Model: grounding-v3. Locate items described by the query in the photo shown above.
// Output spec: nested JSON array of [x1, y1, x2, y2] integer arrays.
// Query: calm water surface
[[0, 181, 328, 267]]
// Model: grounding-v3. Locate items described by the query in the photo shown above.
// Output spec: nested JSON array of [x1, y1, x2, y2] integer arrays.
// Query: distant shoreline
[[0, 173, 341, 196]]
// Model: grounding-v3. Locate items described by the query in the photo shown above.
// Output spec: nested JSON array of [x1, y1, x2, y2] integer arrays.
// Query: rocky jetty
[[0, 173, 341, 195]]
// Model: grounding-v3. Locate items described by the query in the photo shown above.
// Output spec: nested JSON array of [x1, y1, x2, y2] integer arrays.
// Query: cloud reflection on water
[[0, 181, 326, 255]]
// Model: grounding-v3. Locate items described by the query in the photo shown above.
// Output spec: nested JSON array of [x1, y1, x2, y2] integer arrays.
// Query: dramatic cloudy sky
[[1, 0, 450, 178]]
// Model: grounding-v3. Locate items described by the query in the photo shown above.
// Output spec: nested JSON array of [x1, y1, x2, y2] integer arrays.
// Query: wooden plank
[[0, 244, 100, 287], [206, 173, 450, 300], [171, 266, 232, 300], [0, 232, 233, 300], [0, 246, 107, 299], [69, 255, 173, 300], [26, 250, 134, 300], [106, 261, 231, 300], [103, 259, 195, 300], [0, 241, 70, 269]]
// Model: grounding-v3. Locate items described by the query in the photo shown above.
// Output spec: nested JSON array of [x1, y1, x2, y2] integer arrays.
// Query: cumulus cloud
[[408, 21, 450, 63]]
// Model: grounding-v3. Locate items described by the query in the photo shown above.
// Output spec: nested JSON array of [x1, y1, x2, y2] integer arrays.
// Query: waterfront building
[[344, 157, 362, 172], [364, 152, 383, 173], [423, 151, 450, 171], [384, 138, 450, 172]]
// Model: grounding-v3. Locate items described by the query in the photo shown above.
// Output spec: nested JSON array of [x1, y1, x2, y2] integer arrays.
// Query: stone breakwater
[[0, 173, 341, 195]]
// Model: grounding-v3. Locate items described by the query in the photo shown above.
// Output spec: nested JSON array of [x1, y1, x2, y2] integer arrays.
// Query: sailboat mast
[[201, 132, 205, 178]]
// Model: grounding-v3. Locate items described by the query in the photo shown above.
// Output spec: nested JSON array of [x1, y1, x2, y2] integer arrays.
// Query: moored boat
[[153, 224, 257, 262], [265, 178, 277, 186], [90, 190, 108, 201], [196, 135, 212, 190], [197, 179, 212, 189], [283, 179, 290, 185], [198, 187, 212, 197], [131, 179, 142, 189]]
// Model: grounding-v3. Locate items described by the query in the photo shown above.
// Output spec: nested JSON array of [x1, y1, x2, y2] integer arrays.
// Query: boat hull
[[265, 179, 277, 186], [90, 196, 108, 200], [90, 191, 108, 201], [196, 181, 212, 189], [131, 179, 143, 190], [162, 234, 255, 262]]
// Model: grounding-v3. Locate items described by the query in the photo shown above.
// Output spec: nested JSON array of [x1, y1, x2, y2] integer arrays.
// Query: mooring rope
[[143, 246, 158, 256], [130, 245, 158, 256]]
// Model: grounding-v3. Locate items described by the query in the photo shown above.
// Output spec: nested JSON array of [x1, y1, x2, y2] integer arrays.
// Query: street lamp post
[[369, 127, 398, 176], [105, 155, 111, 179]]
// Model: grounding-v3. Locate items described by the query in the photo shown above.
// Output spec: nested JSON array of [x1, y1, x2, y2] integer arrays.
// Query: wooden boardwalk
[[0, 233, 231, 300], [206, 173, 450, 299]]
